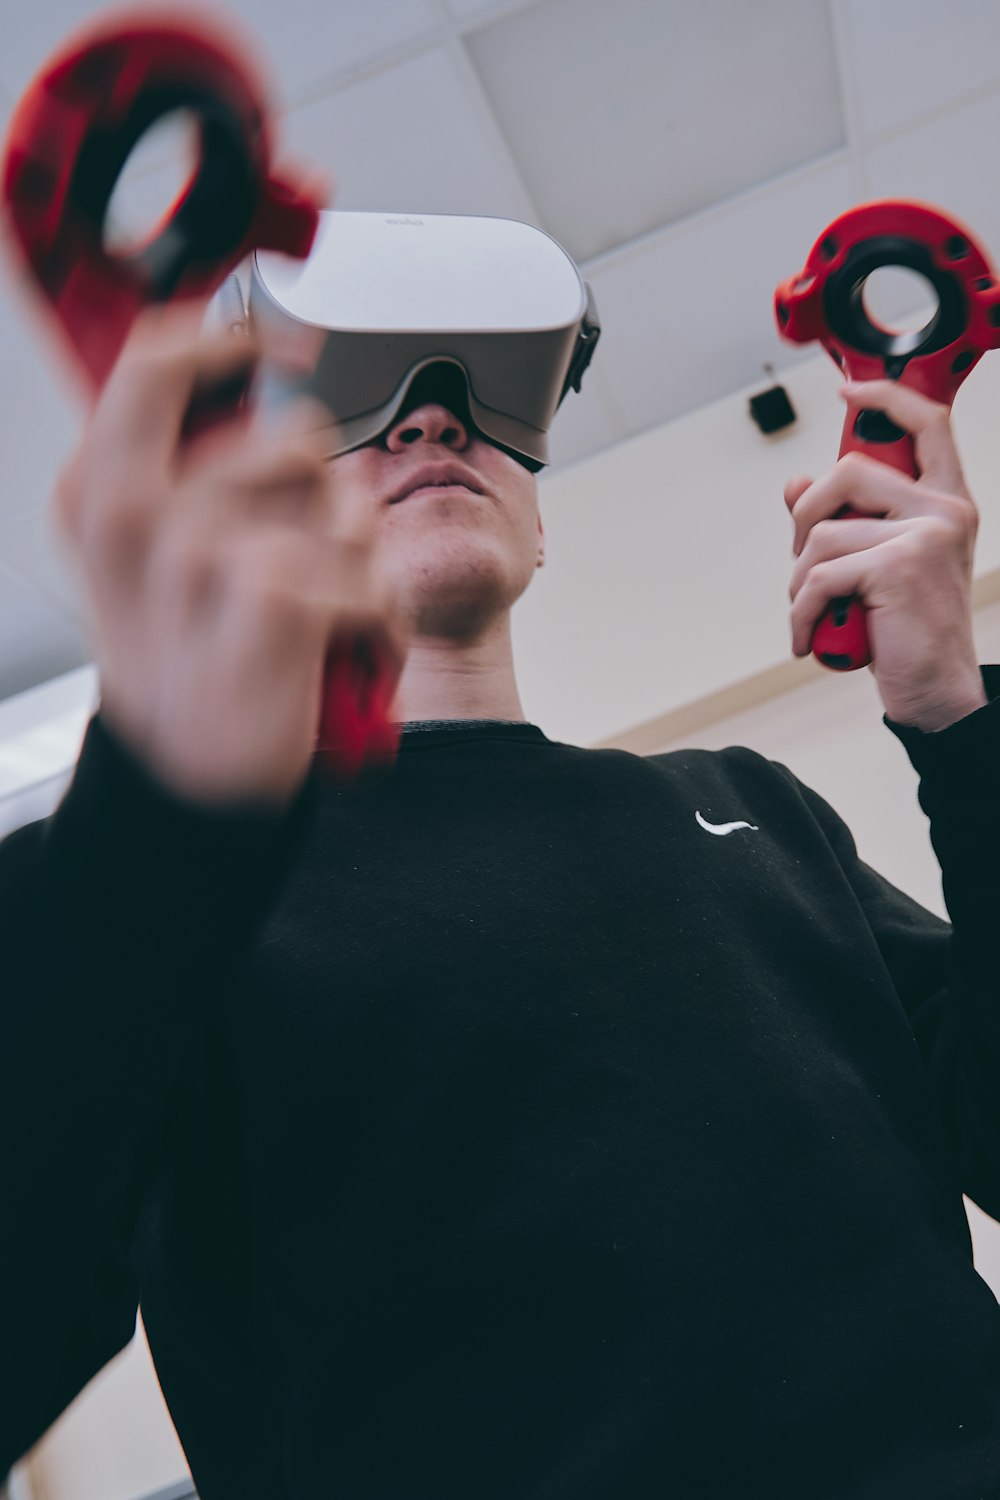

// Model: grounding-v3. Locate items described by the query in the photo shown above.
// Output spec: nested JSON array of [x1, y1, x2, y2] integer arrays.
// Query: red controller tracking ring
[[1, 9, 402, 784], [1, 9, 319, 389], [774, 199, 1000, 671]]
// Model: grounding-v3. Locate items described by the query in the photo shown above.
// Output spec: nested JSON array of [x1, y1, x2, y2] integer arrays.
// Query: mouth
[[387, 464, 486, 505], [401, 483, 481, 502]]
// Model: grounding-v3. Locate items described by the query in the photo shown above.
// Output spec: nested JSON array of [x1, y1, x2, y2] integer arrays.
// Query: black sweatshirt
[[6, 671, 1000, 1500]]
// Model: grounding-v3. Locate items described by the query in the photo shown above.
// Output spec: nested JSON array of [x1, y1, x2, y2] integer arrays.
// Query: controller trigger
[[852, 409, 907, 444]]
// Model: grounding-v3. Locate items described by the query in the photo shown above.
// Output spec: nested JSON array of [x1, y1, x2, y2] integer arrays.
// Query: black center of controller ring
[[822, 234, 967, 372], [71, 83, 258, 299]]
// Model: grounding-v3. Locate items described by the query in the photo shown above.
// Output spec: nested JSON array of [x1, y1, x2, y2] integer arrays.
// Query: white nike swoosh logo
[[695, 810, 759, 836]]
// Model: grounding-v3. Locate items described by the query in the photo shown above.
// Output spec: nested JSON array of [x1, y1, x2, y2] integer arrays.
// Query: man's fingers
[[178, 393, 335, 478], [91, 298, 262, 478], [783, 475, 813, 515], [788, 549, 880, 658], [327, 464, 379, 552], [788, 452, 918, 555], [788, 516, 910, 600], [211, 521, 407, 688], [839, 379, 967, 494], [191, 441, 331, 521], [788, 443, 979, 561]]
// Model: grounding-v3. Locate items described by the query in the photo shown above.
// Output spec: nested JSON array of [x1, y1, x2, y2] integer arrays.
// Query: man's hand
[[784, 380, 987, 732], [53, 297, 410, 809]]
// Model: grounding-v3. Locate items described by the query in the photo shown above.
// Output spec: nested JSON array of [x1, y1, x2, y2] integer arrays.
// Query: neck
[[391, 613, 528, 724]]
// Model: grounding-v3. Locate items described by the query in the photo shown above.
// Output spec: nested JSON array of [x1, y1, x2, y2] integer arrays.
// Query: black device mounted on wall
[[749, 366, 797, 433]]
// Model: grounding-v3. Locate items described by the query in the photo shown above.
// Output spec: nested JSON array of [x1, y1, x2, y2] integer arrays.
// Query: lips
[[387, 462, 485, 505]]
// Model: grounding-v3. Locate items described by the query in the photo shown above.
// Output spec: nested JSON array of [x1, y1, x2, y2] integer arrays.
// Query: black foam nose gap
[[393, 362, 474, 432], [388, 361, 541, 472]]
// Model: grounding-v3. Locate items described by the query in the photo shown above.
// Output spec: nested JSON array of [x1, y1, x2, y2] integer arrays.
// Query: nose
[[385, 401, 470, 454]]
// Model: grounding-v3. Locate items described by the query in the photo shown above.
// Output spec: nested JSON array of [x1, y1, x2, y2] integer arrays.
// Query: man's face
[[327, 368, 545, 639]]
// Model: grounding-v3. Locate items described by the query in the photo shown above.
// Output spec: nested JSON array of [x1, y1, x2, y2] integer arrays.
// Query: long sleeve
[[773, 664, 1000, 1224], [0, 711, 319, 1471]]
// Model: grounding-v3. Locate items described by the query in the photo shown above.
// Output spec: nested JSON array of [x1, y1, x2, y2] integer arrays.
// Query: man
[[2, 291, 1000, 1500]]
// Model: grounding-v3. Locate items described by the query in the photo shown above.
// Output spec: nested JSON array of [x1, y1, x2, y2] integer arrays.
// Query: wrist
[[886, 683, 988, 734]]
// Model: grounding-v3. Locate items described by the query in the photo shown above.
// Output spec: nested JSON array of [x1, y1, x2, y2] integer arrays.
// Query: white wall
[[517, 319, 1000, 745]]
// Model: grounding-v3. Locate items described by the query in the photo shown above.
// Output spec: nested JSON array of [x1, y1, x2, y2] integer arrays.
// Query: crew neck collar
[[394, 718, 549, 746]]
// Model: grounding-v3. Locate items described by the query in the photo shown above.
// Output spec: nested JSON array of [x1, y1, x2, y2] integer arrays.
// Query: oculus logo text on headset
[[216, 209, 601, 472]]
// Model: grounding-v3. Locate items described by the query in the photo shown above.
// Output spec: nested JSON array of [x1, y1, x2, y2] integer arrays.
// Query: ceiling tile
[[866, 90, 1000, 271], [466, 0, 845, 262], [0, 560, 90, 701], [842, 0, 1000, 142], [213, 0, 440, 105], [446, 0, 539, 21], [582, 159, 857, 437], [0, 0, 439, 120], [278, 46, 537, 221]]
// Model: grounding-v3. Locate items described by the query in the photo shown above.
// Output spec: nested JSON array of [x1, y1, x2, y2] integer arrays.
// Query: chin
[[391, 544, 534, 636]]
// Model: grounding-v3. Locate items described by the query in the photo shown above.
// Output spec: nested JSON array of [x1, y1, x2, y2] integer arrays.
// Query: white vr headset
[[222, 210, 600, 472]]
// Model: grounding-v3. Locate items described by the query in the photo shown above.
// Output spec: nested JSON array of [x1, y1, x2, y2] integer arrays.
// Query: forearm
[[1, 711, 316, 1201], [0, 711, 317, 1463], [883, 668, 1000, 1203]]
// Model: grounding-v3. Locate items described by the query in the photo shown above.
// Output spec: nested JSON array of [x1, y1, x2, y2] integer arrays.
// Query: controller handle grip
[[811, 405, 918, 672], [316, 636, 400, 782]]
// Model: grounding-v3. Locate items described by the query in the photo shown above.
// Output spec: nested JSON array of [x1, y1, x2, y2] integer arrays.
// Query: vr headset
[[234, 210, 600, 472]]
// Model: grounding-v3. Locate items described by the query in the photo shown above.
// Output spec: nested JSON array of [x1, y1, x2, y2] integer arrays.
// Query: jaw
[[381, 532, 532, 640]]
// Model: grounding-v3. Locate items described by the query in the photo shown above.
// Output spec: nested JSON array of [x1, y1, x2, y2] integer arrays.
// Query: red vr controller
[[774, 199, 1000, 671], [0, 8, 401, 782]]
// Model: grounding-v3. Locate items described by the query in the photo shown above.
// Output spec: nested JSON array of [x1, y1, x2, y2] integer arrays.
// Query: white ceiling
[[467, 0, 845, 261], [0, 0, 997, 703]]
